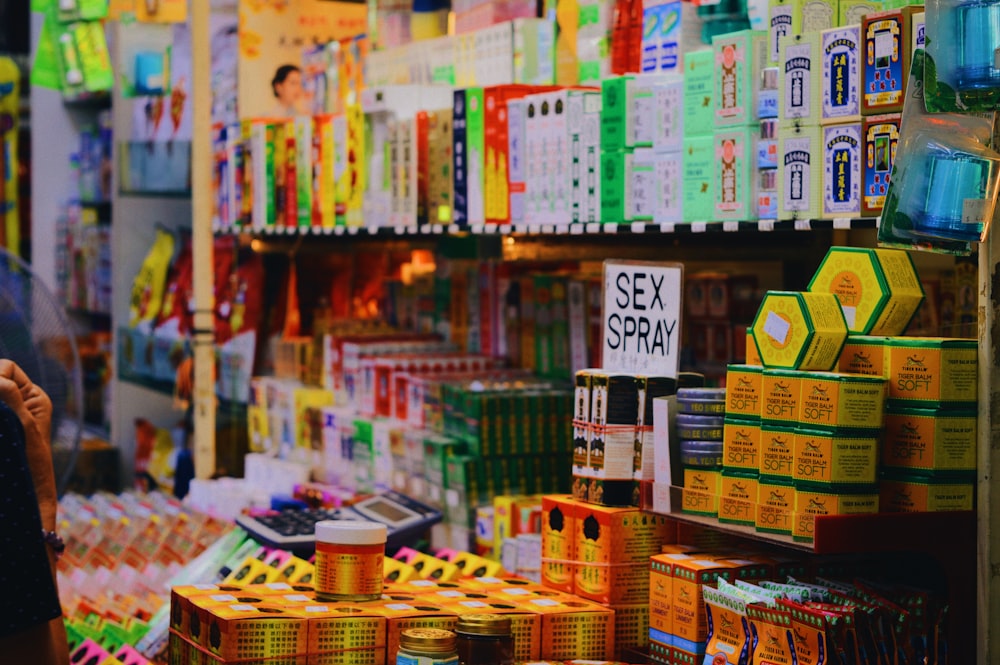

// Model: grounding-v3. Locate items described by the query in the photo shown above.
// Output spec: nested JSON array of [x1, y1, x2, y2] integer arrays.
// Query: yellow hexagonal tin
[[808, 247, 924, 335], [750, 291, 848, 370]]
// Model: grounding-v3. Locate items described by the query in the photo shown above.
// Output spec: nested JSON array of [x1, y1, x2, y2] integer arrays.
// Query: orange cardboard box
[[190, 603, 307, 661], [541, 495, 578, 593], [515, 597, 615, 660], [670, 558, 738, 652], [370, 600, 458, 658]]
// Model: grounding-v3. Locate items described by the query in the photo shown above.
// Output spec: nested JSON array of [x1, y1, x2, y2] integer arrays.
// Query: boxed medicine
[[882, 407, 977, 474], [760, 424, 796, 480], [632, 148, 657, 221], [719, 469, 759, 525], [880, 474, 974, 512], [725, 364, 763, 418], [713, 30, 769, 128], [683, 49, 715, 137], [541, 495, 578, 593], [653, 75, 685, 153], [713, 126, 759, 221], [601, 76, 634, 151], [601, 150, 633, 223], [723, 417, 762, 471], [761, 368, 803, 425], [756, 476, 795, 534], [821, 26, 861, 123], [840, 0, 882, 25], [792, 487, 879, 541], [795, 371, 886, 430], [862, 8, 919, 115], [822, 123, 863, 218], [778, 124, 823, 220], [778, 32, 821, 126], [838, 334, 890, 376], [885, 337, 978, 406], [793, 427, 879, 487], [861, 113, 900, 216], [683, 136, 714, 222], [654, 150, 684, 224]]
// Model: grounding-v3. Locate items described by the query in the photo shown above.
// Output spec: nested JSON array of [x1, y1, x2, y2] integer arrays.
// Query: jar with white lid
[[314, 520, 387, 601]]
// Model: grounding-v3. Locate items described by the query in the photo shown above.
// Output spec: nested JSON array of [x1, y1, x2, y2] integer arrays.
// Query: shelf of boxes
[[213, 216, 877, 238]]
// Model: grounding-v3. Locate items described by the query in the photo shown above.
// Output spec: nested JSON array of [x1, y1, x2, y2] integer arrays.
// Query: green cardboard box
[[683, 136, 714, 222]]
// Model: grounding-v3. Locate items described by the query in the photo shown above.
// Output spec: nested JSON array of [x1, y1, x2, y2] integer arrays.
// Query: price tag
[[758, 219, 774, 232], [407, 225, 418, 235], [541, 224, 555, 234], [586, 223, 601, 234], [347, 226, 359, 235], [723, 221, 739, 232], [420, 224, 431, 234], [692, 222, 708, 233], [471, 224, 484, 234], [660, 223, 675, 234], [394, 226, 406, 235], [833, 217, 852, 230], [570, 224, 584, 235], [448, 224, 460, 233], [794, 219, 811, 231], [528, 224, 542, 234], [499, 224, 512, 234], [631, 222, 645, 233], [334, 226, 345, 236], [433, 225, 444, 234], [484, 223, 498, 234], [555, 224, 569, 234], [764, 311, 791, 345]]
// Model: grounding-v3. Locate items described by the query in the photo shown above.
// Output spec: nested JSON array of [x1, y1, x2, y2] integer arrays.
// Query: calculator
[[235, 490, 442, 554]]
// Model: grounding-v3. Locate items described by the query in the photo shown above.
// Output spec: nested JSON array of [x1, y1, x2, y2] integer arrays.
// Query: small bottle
[[314, 521, 387, 601], [396, 628, 459, 665], [455, 614, 515, 665]]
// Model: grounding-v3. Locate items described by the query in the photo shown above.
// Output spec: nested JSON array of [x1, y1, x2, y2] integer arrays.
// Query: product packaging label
[[821, 26, 860, 121], [822, 123, 862, 218]]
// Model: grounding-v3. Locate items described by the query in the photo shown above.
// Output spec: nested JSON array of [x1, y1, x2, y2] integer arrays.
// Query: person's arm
[[0, 360, 69, 665]]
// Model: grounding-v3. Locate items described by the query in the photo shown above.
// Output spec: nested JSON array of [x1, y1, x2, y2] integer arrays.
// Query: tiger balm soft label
[[885, 337, 977, 406]]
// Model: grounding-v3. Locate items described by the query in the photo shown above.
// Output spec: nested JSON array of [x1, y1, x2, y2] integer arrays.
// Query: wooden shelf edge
[[655, 509, 975, 555]]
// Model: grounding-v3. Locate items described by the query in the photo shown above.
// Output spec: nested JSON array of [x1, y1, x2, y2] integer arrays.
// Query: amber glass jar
[[454, 614, 514, 665]]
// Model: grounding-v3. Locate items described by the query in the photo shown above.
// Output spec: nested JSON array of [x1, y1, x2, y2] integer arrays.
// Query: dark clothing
[[0, 401, 61, 636]]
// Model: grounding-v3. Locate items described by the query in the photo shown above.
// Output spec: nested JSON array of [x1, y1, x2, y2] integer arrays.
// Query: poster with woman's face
[[238, 0, 366, 119]]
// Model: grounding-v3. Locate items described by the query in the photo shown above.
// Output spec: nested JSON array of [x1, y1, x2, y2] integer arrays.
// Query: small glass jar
[[396, 628, 459, 665], [314, 520, 387, 601], [455, 614, 515, 665]]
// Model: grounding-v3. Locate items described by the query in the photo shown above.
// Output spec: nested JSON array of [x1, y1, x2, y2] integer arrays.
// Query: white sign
[[602, 260, 684, 377]]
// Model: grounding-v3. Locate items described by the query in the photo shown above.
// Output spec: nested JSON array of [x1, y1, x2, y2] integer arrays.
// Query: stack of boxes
[[647, 550, 771, 663], [682, 50, 715, 223], [541, 495, 674, 657], [777, 30, 823, 220], [521, 86, 602, 226], [572, 370, 679, 506], [655, 247, 976, 544], [820, 24, 863, 218], [711, 30, 768, 223]]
